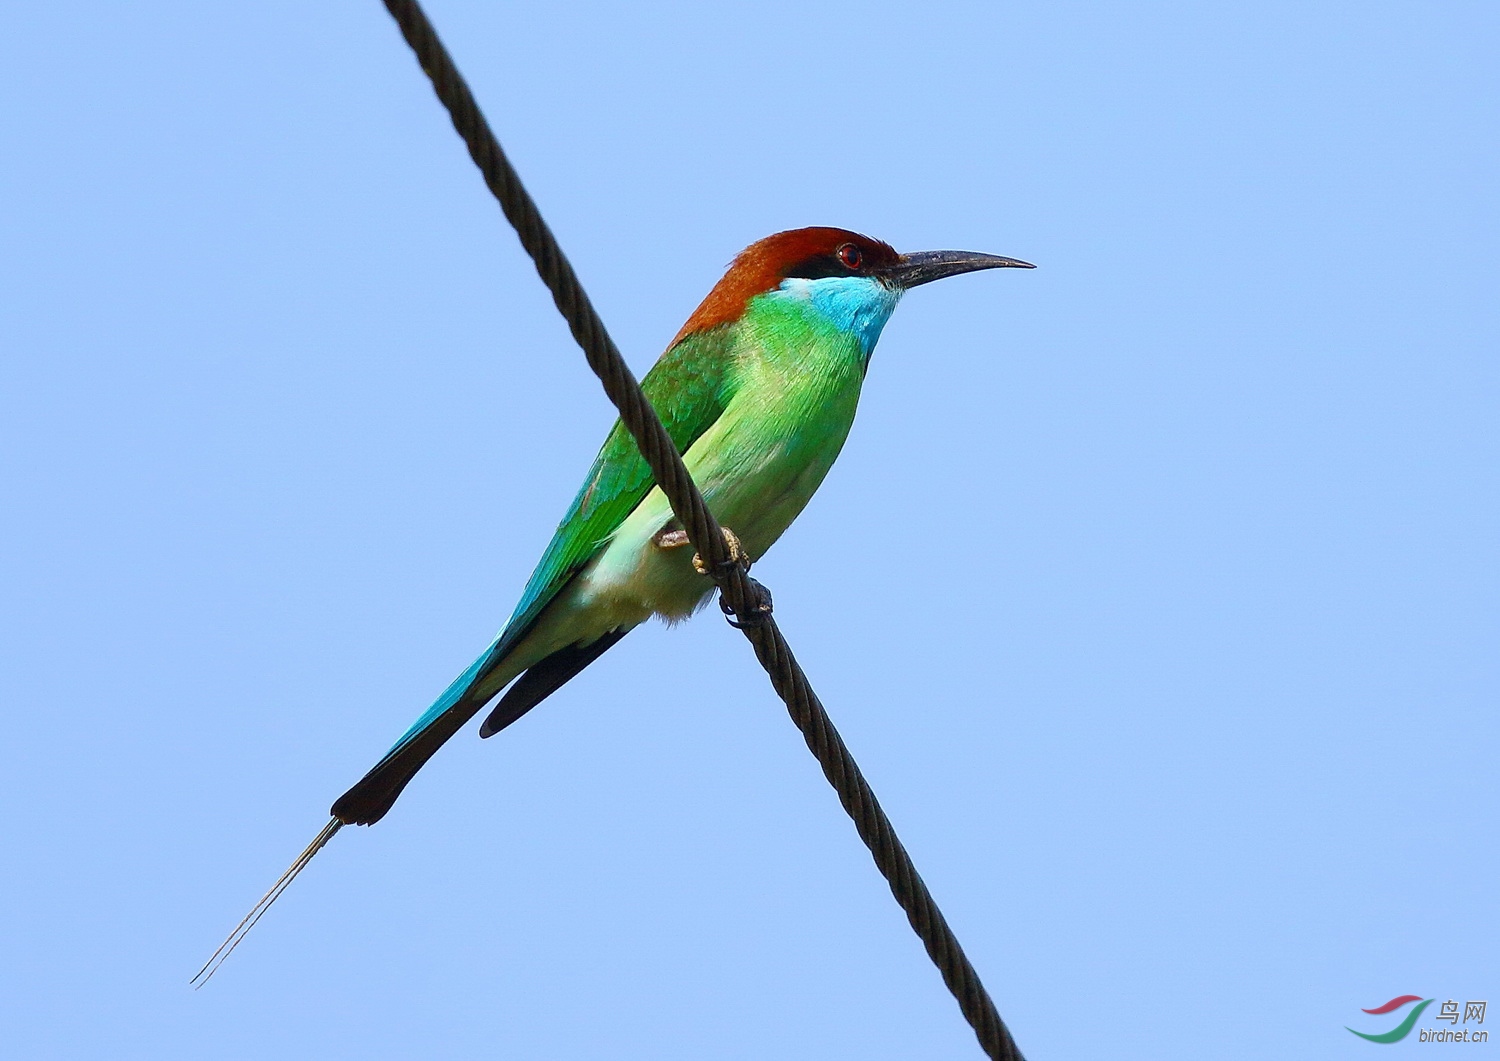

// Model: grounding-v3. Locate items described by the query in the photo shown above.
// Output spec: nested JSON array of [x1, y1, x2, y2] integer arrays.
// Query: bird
[[194, 227, 1033, 983]]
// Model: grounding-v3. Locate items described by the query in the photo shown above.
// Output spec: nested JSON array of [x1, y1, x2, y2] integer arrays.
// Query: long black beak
[[880, 249, 1035, 289]]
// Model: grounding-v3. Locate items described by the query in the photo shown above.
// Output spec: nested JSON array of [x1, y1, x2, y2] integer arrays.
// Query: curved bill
[[880, 250, 1035, 289]]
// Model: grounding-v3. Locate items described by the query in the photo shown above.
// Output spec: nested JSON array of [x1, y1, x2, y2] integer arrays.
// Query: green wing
[[328, 326, 736, 825], [497, 325, 735, 652]]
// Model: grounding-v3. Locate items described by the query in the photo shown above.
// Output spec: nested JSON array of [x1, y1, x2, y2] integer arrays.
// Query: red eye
[[837, 243, 863, 269]]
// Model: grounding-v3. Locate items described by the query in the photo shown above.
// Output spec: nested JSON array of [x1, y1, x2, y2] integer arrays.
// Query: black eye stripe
[[783, 253, 852, 281]]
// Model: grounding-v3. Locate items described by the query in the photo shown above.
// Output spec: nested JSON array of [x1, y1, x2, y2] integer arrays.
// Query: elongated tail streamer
[[191, 818, 343, 987]]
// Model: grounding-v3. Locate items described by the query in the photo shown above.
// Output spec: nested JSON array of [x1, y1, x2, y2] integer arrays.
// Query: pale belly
[[571, 376, 863, 625]]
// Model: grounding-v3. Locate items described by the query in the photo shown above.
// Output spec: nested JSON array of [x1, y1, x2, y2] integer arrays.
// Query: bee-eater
[[198, 227, 1031, 980]]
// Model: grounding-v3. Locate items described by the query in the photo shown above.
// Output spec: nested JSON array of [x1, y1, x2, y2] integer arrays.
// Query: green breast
[[682, 295, 869, 557]]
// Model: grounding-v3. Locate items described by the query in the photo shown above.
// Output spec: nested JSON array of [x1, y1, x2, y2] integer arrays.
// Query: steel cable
[[379, 3, 1025, 1057]]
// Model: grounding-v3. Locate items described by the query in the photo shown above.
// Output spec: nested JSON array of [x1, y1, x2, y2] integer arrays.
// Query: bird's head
[[673, 227, 1033, 352]]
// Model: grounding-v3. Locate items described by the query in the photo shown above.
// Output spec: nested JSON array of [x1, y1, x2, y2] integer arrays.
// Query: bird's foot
[[692, 526, 751, 576], [653, 525, 752, 575], [653, 527, 690, 550]]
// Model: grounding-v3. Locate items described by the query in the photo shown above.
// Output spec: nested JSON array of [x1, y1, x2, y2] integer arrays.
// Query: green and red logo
[[1348, 995, 1489, 1044], [1347, 995, 1433, 1043]]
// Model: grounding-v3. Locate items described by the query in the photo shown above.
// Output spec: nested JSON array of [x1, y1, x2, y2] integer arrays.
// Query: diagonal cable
[[378, 3, 1025, 1057]]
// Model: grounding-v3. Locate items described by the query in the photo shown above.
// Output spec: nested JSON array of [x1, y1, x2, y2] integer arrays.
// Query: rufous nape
[[195, 227, 1033, 984]]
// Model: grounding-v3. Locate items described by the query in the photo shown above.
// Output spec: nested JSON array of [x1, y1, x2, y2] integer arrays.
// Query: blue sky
[[1, 2, 1495, 1058]]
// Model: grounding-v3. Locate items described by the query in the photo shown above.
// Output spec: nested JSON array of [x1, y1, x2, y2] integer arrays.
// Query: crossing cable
[[378, 3, 1025, 1058]]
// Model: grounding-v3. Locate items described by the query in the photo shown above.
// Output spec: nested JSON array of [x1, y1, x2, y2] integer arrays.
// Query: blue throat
[[768, 276, 903, 360]]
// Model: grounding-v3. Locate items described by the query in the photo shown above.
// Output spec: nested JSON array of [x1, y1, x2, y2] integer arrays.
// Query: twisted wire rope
[[380, 3, 1024, 1057]]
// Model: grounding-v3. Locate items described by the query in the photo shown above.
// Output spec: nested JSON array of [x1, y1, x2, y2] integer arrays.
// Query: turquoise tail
[[331, 640, 508, 825]]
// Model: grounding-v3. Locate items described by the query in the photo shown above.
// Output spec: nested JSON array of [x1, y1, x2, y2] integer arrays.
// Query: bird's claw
[[654, 524, 753, 577], [692, 526, 751, 576]]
